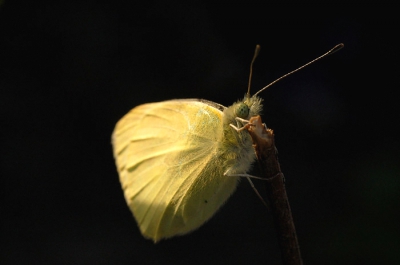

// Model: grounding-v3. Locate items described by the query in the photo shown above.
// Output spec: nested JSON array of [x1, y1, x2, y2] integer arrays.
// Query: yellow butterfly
[[112, 44, 343, 242]]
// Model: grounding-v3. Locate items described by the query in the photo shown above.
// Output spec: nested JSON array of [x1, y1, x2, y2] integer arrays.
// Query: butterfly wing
[[112, 100, 241, 242]]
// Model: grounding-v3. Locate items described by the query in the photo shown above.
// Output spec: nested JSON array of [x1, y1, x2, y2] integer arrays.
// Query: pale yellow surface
[[112, 98, 260, 242]]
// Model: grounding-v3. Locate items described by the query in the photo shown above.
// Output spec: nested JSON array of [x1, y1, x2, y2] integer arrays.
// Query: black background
[[2, 2, 399, 265]]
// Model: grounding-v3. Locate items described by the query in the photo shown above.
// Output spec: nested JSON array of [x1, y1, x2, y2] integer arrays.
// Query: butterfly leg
[[229, 117, 268, 132], [224, 172, 267, 180], [245, 176, 269, 208], [229, 117, 250, 132], [224, 169, 268, 208]]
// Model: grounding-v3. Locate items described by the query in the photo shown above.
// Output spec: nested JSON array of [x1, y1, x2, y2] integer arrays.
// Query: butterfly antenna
[[247, 44, 261, 98], [253, 43, 344, 97]]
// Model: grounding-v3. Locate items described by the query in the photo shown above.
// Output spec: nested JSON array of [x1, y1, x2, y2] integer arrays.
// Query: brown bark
[[245, 115, 302, 265]]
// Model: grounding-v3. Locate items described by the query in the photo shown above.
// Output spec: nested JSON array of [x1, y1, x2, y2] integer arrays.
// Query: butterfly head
[[224, 94, 263, 127], [235, 102, 250, 119]]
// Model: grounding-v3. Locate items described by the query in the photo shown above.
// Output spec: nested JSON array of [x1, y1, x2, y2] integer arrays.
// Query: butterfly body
[[112, 95, 263, 242], [112, 43, 343, 243]]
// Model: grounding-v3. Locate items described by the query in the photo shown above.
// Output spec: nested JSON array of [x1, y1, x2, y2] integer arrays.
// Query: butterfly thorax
[[219, 95, 263, 175]]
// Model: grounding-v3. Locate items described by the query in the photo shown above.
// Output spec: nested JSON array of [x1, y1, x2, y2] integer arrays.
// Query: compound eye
[[235, 102, 250, 119]]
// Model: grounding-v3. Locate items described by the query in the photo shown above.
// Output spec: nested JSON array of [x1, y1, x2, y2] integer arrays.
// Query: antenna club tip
[[332, 43, 344, 52], [336, 43, 344, 49], [254, 44, 261, 56]]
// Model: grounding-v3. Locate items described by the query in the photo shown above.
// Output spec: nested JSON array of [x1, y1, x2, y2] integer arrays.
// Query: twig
[[244, 115, 302, 265]]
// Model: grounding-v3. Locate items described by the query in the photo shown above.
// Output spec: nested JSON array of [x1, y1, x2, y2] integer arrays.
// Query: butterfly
[[112, 44, 343, 242]]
